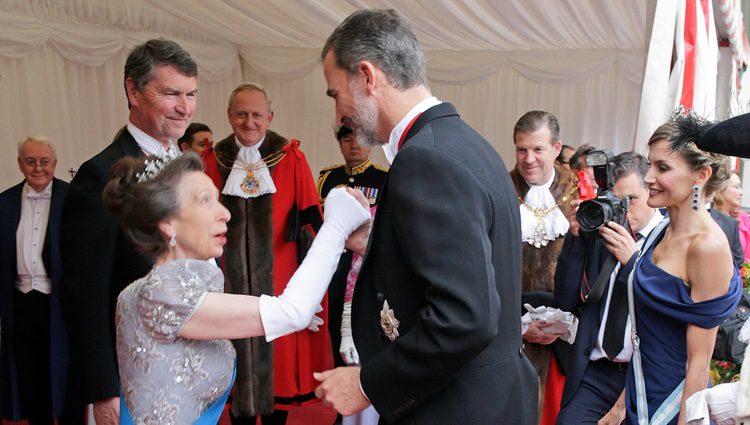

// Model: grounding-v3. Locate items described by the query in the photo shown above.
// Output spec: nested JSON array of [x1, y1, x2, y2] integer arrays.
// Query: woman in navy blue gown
[[616, 115, 742, 425]]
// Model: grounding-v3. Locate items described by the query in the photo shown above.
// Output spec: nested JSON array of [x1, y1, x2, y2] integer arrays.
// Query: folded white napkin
[[520, 304, 578, 344]]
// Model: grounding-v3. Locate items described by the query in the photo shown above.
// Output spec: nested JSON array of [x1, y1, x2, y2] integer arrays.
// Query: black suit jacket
[[0, 178, 75, 419], [353, 103, 537, 425], [553, 233, 636, 408], [60, 128, 152, 402], [709, 208, 744, 267]]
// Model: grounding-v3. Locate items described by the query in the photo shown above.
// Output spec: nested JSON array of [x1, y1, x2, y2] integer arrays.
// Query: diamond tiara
[[135, 146, 181, 183]]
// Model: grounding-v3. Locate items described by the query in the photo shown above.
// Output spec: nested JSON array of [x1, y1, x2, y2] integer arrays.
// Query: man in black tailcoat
[[60, 39, 197, 425], [314, 9, 537, 425]]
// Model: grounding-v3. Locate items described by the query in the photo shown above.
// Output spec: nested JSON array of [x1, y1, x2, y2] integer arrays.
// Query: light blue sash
[[627, 218, 683, 425], [120, 364, 236, 425]]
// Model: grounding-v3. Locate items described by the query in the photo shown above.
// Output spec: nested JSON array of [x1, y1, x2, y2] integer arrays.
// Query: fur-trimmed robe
[[510, 165, 578, 410], [214, 130, 324, 417]]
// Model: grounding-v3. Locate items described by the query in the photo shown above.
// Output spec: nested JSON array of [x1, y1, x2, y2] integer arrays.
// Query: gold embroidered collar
[[346, 160, 371, 176]]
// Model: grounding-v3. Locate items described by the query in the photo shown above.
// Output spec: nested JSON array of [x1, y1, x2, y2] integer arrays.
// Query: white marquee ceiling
[[0, 0, 651, 189]]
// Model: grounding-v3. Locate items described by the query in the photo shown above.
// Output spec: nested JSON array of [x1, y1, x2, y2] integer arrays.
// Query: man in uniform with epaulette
[[318, 125, 388, 207]]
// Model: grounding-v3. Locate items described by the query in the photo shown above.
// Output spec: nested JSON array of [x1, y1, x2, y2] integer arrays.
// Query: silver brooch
[[380, 300, 400, 341]]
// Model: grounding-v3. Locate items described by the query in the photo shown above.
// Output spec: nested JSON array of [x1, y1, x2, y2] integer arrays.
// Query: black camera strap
[[581, 251, 618, 305], [580, 213, 635, 305]]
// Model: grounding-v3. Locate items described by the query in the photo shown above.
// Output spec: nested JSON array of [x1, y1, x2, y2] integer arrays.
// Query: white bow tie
[[27, 191, 51, 200]]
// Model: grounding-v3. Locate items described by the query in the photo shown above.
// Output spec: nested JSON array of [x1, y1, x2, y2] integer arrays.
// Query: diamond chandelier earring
[[692, 185, 700, 211], [169, 233, 177, 248]]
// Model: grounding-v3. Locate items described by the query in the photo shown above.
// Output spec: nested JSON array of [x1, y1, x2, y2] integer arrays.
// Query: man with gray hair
[[1, 137, 83, 424], [314, 9, 536, 424], [214, 82, 324, 425], [60, 38, 197, 425]]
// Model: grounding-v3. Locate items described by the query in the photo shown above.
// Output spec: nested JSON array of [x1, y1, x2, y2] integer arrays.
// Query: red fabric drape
[[539, 356, 565, 425]]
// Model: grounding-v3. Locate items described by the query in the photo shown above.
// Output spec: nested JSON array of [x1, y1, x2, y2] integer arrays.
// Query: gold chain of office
[[214, 150, 287, 196], [518, 185, 578, 248], [213, 149, 287, 172]]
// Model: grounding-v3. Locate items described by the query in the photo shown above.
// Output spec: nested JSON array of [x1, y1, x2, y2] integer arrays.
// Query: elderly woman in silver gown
[[102, 153, 370, 424]]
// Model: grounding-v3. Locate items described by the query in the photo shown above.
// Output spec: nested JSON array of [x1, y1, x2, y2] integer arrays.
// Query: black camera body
[[576, 150, 629, 238]]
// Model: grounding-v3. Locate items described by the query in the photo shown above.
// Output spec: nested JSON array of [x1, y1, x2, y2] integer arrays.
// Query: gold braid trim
[[214, 149, 287, 171], [346, 160, 372, 176], [517, 183, 578, 211]]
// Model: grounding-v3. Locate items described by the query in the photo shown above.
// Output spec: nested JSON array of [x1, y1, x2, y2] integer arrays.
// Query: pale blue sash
[[627, 218, 683, 425]]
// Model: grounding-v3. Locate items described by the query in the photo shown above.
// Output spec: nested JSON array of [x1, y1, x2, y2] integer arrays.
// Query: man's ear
[[552, 140, 563, 157], [125, 77, 140, 108], [357, 60, 378, 95]]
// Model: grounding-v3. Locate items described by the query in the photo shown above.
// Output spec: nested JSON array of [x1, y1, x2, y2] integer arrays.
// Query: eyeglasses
[[22, 158, 52, 168]]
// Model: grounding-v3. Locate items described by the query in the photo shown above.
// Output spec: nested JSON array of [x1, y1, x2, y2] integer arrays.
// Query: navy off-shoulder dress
[[624, 225, 742, 424]]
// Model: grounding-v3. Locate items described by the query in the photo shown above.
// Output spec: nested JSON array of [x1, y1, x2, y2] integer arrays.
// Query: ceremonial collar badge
[[240, 172, 261, 196], [217, 145, 284, 199], [380, 300, 400, 341]]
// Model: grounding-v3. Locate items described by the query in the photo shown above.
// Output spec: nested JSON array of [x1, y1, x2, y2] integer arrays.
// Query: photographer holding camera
[[554, 151, 664, 424]]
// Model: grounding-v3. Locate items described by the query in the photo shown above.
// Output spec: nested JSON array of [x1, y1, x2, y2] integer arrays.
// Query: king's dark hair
[[322, 9, 427, 89]]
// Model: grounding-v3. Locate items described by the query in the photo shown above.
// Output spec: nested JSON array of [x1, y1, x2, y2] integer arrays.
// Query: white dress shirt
[[16, 181, 53, 294], [590, 210, 665, 362], [384, 96, 441, 164], [127, 121, 179, 157]]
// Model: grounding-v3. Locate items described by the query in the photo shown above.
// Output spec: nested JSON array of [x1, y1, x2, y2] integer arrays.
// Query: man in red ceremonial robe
[[214, 82, 326, 425]]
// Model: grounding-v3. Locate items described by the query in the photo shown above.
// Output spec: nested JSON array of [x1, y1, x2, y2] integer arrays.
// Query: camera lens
[[577, 201, 612, 232]]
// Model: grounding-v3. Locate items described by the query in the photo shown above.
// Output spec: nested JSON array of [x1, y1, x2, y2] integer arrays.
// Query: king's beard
[[348, 83, 382, 149]]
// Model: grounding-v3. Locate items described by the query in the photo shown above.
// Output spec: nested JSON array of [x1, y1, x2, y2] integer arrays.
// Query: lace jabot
[[519, 170, 570, 248]]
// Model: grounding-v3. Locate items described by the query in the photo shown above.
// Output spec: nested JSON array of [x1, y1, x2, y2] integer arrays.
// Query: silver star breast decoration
[[380, 300, 400, 341]]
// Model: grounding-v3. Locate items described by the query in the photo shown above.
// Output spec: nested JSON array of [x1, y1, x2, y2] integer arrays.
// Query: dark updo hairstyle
[[648, 111, 731, 199], [103, 152, 203, 259]]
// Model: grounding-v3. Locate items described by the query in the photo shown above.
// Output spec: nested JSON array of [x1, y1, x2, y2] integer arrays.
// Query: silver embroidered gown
[[116, 259, 236, 424]]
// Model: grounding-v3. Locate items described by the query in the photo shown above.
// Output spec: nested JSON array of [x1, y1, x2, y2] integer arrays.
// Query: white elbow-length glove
[[307, 304, 324, 332], [259, 188, 370, 341], [339, 301, 359, 365]]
